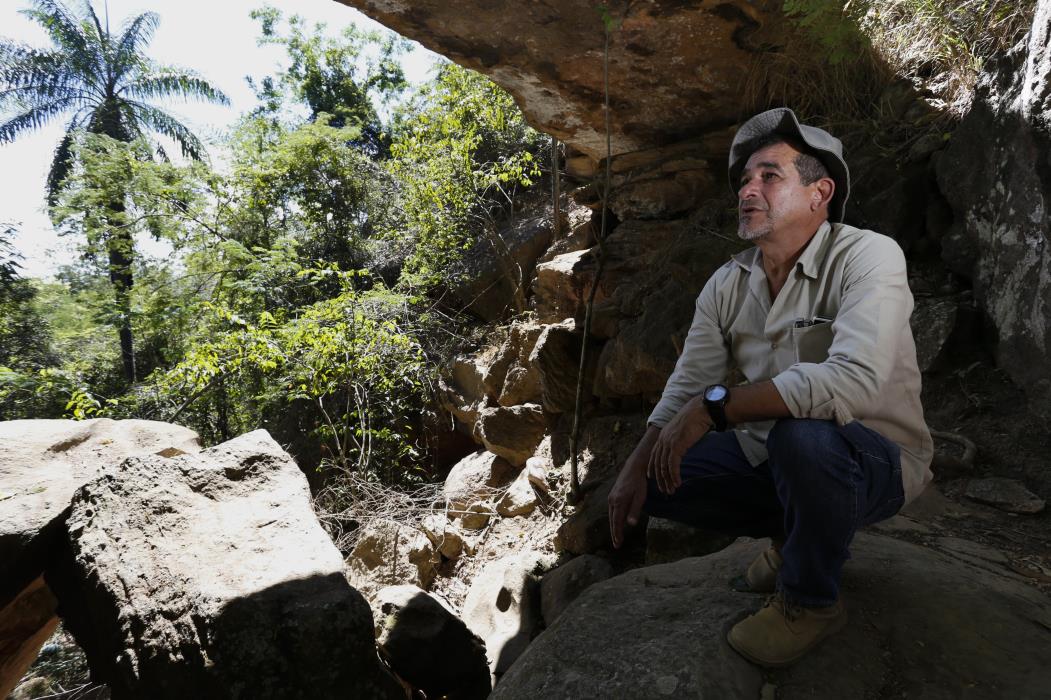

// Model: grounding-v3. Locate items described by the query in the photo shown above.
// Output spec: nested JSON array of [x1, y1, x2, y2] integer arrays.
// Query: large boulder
[[52, 430, 401, 699], [346, 520, 439, 600], [476, 404, 548, 467], [0, 418, 200, 699], [494, 533, 1051, 698], [462, 551, 553, 677], [440, 352, 492, 433], [444, 450, 518, 529], [936, 0, 1051, 410], [374, 585, 491, 699], [483, 322, 545, 408], [1, 419, 200, 602], [335, 1, 788, 159], [539, 555, 613, 626], [529, 321, 601, 414]]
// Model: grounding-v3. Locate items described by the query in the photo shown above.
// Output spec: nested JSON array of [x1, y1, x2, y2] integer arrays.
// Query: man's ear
[[811, 177, 835, 211]]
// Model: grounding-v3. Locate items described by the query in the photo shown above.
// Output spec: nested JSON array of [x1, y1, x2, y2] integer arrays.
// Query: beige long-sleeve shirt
[[647, 221, 933, 504]]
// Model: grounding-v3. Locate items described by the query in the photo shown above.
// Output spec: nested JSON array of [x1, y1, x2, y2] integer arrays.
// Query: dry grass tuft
[[860, 0, 1037, 114], [314, 471, 445, 554], [742, 0, 1037, 126]]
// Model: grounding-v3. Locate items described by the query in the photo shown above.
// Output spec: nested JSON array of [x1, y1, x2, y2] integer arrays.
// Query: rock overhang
[[335, 0, 791, 160]]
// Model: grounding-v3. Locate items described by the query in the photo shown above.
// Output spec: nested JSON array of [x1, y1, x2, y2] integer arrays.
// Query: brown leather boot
[[727, 593, 847, 667], [730, 541, 783, 593]]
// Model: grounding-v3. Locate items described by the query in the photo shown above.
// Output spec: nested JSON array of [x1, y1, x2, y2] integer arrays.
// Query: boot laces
[[763, 592, 803, 624]]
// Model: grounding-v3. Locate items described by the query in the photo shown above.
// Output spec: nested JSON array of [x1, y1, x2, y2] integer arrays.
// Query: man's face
[[736, 142, 819, 242]]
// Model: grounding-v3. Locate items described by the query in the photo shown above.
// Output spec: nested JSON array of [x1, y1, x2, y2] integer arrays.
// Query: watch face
[[705, 385, 728, 402]]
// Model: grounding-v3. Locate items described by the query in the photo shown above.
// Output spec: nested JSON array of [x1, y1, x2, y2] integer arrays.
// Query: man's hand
[[649, 395, 712, 495], [609, 425, 659, 549]]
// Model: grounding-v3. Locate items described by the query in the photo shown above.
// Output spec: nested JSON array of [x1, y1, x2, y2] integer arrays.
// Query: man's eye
[[762, 172, 777, 181]]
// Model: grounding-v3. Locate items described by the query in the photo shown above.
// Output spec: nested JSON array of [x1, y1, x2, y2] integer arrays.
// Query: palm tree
[[0, 0, 228, 382]]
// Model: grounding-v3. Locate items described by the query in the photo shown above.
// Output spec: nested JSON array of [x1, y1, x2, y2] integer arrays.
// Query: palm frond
[[112, 11, 160, 73], [22, 0, 91, 64], [0, 43, 98, 108], [126, 101, 207, 161], [120, 67, 229, 106], [20, 0, 107, 94], [46, 121, 81, 206], [0, 98, 77, 143]]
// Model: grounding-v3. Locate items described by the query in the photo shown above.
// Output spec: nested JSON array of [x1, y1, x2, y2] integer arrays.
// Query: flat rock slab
[[0, 418, 200, 603], [57, 429, 401, 699], [493, 533, 1051, 699], [965, 477, 1046, 514]]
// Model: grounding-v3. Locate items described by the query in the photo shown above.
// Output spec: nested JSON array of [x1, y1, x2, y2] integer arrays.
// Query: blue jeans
[[643, 418, 905, 607]]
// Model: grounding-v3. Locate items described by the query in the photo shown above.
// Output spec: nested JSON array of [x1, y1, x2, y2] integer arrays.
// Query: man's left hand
[[649, 395, 713, 494]]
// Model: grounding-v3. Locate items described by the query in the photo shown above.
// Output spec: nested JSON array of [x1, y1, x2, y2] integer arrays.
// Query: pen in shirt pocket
[[793, 316, 833, 328]]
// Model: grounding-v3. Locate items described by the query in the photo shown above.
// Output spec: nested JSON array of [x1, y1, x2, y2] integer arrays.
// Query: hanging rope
[[568, 5, 619, 504]]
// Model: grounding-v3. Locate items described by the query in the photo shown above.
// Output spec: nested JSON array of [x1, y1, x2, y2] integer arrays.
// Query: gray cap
[[728, 108, 850, 223]]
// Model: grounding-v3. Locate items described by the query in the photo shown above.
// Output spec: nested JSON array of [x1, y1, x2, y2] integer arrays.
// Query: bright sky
[[0, 0, 440, 278]]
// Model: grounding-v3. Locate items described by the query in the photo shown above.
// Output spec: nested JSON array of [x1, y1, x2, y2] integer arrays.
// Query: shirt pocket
[[790, 321, 834, 364]]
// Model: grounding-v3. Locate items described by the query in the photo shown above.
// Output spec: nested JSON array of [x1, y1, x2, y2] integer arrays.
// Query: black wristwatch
[[703, 384, 730, 432]]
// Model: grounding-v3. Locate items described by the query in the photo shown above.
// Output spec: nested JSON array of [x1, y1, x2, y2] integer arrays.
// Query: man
[[606, 108, 933, 667]]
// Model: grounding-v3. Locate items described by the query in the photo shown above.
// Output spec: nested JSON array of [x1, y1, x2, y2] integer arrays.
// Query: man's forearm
[[725, 381, 792, 425], [625, 424, 662, 474]]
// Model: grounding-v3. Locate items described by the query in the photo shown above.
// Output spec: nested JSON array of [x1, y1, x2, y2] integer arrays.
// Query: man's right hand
[[608, 425, 660, 549]]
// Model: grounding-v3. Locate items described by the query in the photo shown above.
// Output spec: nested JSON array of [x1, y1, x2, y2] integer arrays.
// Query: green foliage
[[250, 5, 408, 158], [388, 62, 543, 292], [0, 225, 61, 419], [138, 267, 436, 484], [0, 0, 228, 203], [0, 0, 227, 383], [0, 11, 539, 491], [782, 0, 868, 65]]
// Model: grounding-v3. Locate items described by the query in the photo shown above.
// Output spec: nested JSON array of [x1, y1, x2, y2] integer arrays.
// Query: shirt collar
[[795, 220, 833, 280], [731, 246, 758, 272], [729, 220, 834, 278]]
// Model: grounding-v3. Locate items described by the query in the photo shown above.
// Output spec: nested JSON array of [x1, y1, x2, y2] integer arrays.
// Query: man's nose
[[738, 177, 759, 201]]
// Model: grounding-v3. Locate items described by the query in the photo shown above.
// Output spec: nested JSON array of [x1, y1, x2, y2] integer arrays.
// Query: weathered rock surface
[[494, 533, 1051, 699], [555, 479, 614, 556], [484, 322, 544, 407], [577, 218, 743, 399], [335, 1, 788, 159], [56, 430, 401, 699], [347, 520, 439, 599], [910, 295, 959, 372], [937, 0, 1051, 410], [449, 210, 554, 322], [420, 513, 466, 561], [374, 585, 491, 700], [476, 404, 548, 467], [965, 477, 1046, 514], [0, 418, 200, 698], [645, 517, 735, 566], [462, 550, 553, 677], [497, 468, 540, 518], [1, 418, 200, 602], [529, 321, 599, 413], [532, 249, 589, 324], [444, 450, 518, 529], [441, 352, 492, 433], [539, 555, 612, 626]]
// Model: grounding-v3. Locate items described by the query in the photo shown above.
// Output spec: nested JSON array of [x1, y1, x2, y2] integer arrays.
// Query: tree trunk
[[106, 206, 136, 383], [95, 101, 137, 383]]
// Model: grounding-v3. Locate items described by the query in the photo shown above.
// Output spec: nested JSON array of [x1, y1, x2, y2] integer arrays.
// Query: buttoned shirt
[[647, 221, 933, 504]]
